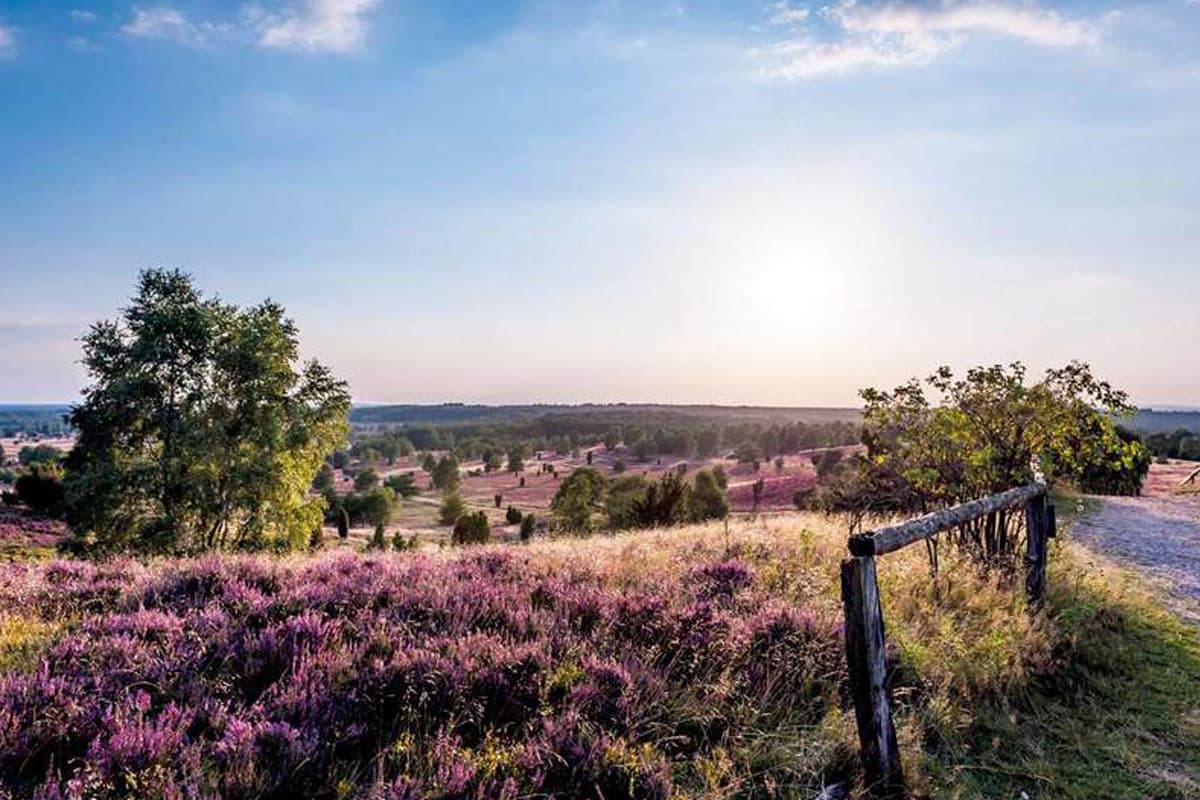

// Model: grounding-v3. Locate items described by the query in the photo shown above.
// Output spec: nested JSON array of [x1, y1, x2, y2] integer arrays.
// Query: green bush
[[15, 466, 64, 516], [505, 505, 523, 525], [452, 510, 491, 545], [439, 492, 466, 526]]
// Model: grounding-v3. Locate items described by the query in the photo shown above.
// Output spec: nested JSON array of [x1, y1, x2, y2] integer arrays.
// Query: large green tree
[[64, 269, 350, 554]]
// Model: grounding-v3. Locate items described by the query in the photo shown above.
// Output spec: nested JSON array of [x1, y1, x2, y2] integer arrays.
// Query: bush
[[604, 475, 653, 529], [369, 523, 387, 550], [17, 444, 61, 466], [354, 468, 379, 492], [431, 455, 461, 493], [452, 510, 491, 545], [506, 505, 523, 525], [336, 507, 350, 539], [631, 471, 690, 528], [613, 459, 626, 474], [812, 448, 844, 479], [384, 472, 419, 498], [551, 467, 606, 531], [689, 469, 729, 521], [438, 492, 466, 526], [14, 466, 64, 516], [519, 513, 536, 541], [1077, 424, 1150, 496]]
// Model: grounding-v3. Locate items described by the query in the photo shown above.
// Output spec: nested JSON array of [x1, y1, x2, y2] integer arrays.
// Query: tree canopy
[[64, 269, 350, 554], [826, 361, 1148, 523]]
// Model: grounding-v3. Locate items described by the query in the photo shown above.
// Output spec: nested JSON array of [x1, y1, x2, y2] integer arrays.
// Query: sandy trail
[[1070, 462, 1200, 620], [1071, 494, 1200, 601]]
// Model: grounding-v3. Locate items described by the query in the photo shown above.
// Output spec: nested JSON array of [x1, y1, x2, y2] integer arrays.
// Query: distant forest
[[6, 403, 1199, 458], [0, 405, 71, 437], [350, 403, 862, 429], [1129, 409, 1200, 435]]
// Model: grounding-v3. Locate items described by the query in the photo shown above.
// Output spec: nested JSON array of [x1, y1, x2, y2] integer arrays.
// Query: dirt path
[[1070, 462, 1200, 620]]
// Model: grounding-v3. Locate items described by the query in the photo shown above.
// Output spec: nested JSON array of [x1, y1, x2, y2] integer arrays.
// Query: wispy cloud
[[118, 1, 379, 53], [762, 1, 1103, 79], [252, 0, 380, 53], [769, 1, 811, 24], [121, 6, 230, 46], [69, 9, 99, 24], [0, 23, 14, 56]]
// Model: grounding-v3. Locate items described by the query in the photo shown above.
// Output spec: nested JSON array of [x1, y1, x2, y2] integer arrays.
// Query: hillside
[[1, 513, 1196, 799], [1132, 409, 1200, 435]]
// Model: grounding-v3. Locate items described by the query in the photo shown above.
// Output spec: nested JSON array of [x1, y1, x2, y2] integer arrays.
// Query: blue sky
[[1, 0, 1198, 405]]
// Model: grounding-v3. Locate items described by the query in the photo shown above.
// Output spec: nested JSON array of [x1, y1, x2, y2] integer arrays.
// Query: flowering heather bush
[[0, 509, 68, 552], [0, 529, 851, 799], [727, 474, 817, 511]]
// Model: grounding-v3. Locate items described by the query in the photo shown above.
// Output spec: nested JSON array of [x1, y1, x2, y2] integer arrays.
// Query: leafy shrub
[[506, 505, 523, 525], [14, 466, 64, 516], [383, 472, 419, 498], [438, 492, 466, 526], [604, 475, 653, 529], [17, 445, 62, 467], [551, 467, 606, 531], [452, 511, 491, 545], [688, 469, 729, 522], [353, 468, 379, 492]]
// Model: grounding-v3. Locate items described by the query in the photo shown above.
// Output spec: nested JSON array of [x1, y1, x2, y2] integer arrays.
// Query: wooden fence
[[840, 481, 1057, 799]]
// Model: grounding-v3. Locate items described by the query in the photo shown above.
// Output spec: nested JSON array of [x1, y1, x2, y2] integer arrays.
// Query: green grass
[[0, 616, 63, 673], [910, 541, 1200, 799]]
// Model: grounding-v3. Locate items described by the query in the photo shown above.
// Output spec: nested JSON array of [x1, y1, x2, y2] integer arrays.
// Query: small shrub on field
[[505, 505, 523, 525], [13, 466, 64, 517], [438, 492, 466, 526], [452, 510, 491, 545], [519, 513, 536, 541]]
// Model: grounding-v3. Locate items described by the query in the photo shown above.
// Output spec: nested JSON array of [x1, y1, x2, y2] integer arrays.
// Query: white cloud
[[121, 6, 229, 45], [0, 24, 13, 56], [763, 1, 1102, 79], [769, 1, 811, 24], [70, 9, 99, 23], [118, 1, 378, 53], [833, 1, 1098, 47], [256, 0, 380, 53]]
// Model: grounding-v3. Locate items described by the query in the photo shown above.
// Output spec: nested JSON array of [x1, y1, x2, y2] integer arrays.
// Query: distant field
[[328, 443, 861, 544], [350, 402, 862, 429]]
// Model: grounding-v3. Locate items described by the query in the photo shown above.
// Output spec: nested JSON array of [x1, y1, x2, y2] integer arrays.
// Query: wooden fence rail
[[841, 482, 1056, 799]]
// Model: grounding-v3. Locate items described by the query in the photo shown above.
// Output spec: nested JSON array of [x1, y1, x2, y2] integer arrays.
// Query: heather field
[[1, 514, 1198, 799]]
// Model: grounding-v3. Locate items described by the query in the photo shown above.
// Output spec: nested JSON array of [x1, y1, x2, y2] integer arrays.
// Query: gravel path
[[1070, 490, 1200, 613]]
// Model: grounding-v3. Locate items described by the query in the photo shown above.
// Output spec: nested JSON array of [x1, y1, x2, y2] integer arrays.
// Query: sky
[[1, 0, 1198, 407]]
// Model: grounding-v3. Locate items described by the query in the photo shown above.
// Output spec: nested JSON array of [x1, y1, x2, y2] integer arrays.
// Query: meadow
[[1, 512, 1197, 799]]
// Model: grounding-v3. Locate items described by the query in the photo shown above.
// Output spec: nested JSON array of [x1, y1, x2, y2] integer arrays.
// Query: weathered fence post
[[841, 555, 905, 799], [1024, 491, 1047, 608]]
